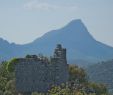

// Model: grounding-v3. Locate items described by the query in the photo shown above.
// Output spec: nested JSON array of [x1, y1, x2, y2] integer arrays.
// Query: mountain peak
[[62, 19, 92, 39], [67, 19, 83, 26], [64, 19, 86, 30], [70, 19, 82, 23]]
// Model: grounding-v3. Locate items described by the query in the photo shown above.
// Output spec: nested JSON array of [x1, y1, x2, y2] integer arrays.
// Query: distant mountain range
[[86, 59, 113, 93], [0, 19, 113, 66]]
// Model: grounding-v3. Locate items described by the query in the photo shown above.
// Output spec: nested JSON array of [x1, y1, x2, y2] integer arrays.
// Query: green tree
[[0, 62, 9, 92], [7, 58, 19, 73], [0, 77, 7, 92], [69, 65, 87, 83], [0, 62, 8, 78]]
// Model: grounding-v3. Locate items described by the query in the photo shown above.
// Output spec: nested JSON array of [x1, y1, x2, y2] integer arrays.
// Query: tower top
[[56, 44, 62, 50], [54, 44, 66, 59]]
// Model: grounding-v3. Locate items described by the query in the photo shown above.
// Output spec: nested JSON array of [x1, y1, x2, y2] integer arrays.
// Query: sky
[[0, 0, 113, 47]]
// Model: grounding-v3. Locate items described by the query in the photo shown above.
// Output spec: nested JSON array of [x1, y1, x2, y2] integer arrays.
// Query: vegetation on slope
[[86, 59, 113, 94]]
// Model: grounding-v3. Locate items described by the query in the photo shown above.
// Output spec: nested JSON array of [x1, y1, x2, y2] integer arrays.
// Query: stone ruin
[[15, 44, 69, 94]]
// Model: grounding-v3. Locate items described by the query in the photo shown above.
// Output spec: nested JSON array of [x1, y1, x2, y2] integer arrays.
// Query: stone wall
[[15, 44, 69, 93]]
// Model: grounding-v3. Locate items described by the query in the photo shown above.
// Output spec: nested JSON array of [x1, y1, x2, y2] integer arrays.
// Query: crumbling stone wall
[[15, 44, 69, 94]]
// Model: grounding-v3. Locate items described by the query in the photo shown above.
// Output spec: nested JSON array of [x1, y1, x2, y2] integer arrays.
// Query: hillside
[[0, 19, 113, 66], [86, 59, 113, 92]]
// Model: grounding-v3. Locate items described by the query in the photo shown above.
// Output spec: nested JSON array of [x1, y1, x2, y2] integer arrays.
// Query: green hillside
[[87, 59, 113, 94]]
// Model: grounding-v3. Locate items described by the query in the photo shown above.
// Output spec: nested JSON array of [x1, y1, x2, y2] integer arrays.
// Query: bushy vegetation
[[87, 59, 113, 94], [0, 61, 17, 95], [0, 59, 109, 95], [7, 58, 19, 72]]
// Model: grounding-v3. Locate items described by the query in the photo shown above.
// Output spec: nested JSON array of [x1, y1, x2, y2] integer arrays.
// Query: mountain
[[0, 38, 14, 60], [21, 19, 113, 63], [0, 38, 23, 60], [0, 19, 113, 65], [86, 59, 113, 93]]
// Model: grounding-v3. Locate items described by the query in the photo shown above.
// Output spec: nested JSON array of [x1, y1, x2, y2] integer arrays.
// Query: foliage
[[32, 92, 45, 95], [88, 82, 108, 95], [69, 65, 87, 83], [26, 54, 32, 58], [3, 91, 13, 95], [0, 61, 8, 78], [0, 62, 12, 92], [5, 80, 17, 95], [48, 85, 71, 95], [48, 84, 108, 95], [0, 76, 7, 92], [6, 58, 19, 72], [0, 90, 3, 95], [0, 61, 15, 93], [87, 59, 113, 93]]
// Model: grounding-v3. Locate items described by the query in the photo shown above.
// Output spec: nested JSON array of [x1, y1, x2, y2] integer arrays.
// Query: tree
[[69, 65, 87, 83], [6, 58, 19, 73], [0, 77, 7, 92], [0, 61, 8, 78], [0, 62, 9, 92]]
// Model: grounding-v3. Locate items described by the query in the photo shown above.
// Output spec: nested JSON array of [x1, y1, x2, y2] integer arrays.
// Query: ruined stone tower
[[51, 44, 68, 85], [15, 44, 69, 94]]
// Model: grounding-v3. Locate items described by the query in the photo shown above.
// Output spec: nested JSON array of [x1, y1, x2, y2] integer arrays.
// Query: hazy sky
[[0, 0, 113, 47]]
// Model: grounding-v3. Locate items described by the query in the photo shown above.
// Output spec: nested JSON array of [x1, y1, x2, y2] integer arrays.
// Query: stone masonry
[[15, 44, 69, 94]]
